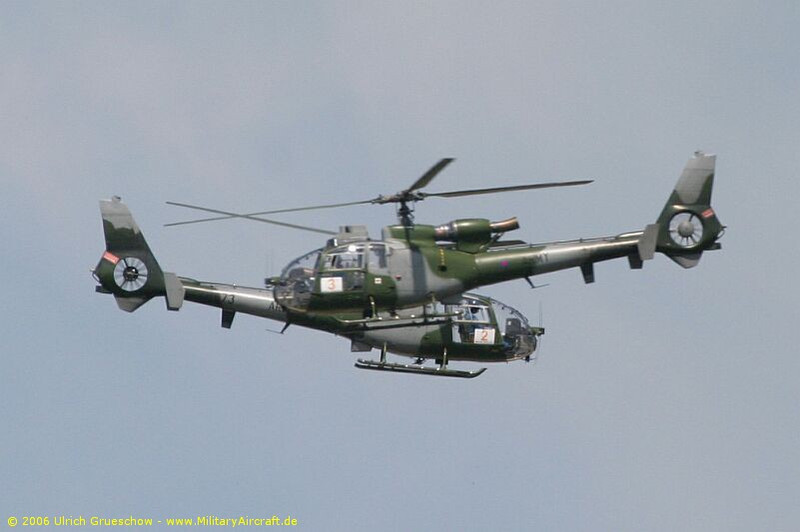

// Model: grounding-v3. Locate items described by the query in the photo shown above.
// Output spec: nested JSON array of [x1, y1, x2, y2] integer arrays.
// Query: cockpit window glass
[[491, 300, 530, 335], [280, 249, 322, 279], [275, 249, 322, 311], [448, 299, 493, 344], [448, 303, 491, 323], [323, 244, 365, 270], [368, 243, 387, 270]]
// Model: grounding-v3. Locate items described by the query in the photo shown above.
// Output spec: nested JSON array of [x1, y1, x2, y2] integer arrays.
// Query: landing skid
[[354, 359, 487, 378]]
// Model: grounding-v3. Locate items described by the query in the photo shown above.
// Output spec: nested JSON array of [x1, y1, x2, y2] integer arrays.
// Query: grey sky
[[2, 2, 799, 531]]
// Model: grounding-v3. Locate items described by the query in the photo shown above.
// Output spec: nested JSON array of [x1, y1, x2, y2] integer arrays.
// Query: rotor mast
[[398, 199, 414, 227], [386, 157, 454, 227]]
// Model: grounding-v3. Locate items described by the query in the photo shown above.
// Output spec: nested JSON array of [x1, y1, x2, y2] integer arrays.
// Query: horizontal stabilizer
[[638, 224, 659, 261], [164, 272, 185, 311]]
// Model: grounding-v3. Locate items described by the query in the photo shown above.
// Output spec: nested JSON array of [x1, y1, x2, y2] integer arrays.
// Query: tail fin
[[93, 197, 184, 312], [651, 151, 725, 268]]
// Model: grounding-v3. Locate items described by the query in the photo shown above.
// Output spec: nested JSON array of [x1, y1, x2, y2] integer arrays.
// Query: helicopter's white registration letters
[[320, 277, 344, 293]]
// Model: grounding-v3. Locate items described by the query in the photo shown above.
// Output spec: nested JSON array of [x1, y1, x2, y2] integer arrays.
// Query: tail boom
[[472, 151, 724, 285]]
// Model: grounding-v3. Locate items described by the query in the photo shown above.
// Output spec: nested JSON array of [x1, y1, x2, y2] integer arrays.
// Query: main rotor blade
[[421, 179, 593, 199], [165, 201, 336, 235], [165, 198, 376, 227], [406, 158, 455, 192]]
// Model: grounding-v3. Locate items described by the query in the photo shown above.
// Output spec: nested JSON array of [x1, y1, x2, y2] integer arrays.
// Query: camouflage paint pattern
[[93, 152, 722, 365]]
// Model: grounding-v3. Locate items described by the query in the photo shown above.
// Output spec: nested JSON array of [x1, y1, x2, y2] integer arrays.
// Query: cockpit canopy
[[274, 248, 322, 310], [446, 295, 537, 360], [274, 242, 390, 311]]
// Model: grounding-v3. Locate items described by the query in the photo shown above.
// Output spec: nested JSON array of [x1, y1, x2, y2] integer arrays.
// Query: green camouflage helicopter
[[93, 152, 723, 378]]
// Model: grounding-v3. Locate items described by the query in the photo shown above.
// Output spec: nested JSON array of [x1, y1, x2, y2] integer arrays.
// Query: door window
[[323, 244, 365, 270], [368, 243, 387, 270]]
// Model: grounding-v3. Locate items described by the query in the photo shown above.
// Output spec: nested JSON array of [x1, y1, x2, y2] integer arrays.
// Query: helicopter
[[92, 151, 723, 378]]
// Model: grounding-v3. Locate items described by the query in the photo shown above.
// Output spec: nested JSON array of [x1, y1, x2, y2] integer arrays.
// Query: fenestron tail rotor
[[113, 256, 149, 292], [668, 212, 704, 248], [165, 158, 593, 230]]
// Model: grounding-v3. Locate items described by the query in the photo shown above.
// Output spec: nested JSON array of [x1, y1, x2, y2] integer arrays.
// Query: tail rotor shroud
[[113, 256, 149, 292], [668, 212, 704, 249]]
